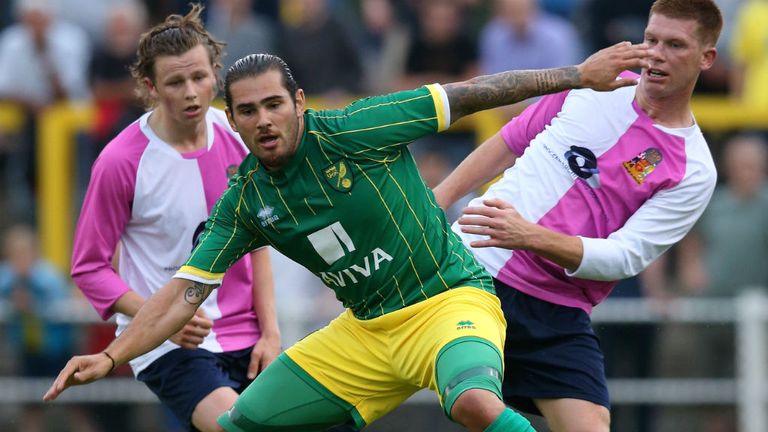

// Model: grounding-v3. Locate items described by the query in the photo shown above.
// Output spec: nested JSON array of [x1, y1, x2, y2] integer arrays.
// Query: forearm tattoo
[[183, 282, 213, 305], [444, 66, 581, 121]]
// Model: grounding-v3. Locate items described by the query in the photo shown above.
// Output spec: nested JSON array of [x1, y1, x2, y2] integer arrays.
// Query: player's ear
[[144, 77, 156, 97], [225, 108, 238, 132], [700, 46, 717, 71], [295, 89, 305, 114]]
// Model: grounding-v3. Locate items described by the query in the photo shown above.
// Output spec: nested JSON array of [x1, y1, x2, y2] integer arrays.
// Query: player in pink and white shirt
[[69, 6, 280, 432], [434, 1, 723, 431]]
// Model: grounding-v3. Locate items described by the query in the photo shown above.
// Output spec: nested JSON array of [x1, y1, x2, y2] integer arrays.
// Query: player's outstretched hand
[[42, 352, 113, 401], [577, 41, 651, 91]]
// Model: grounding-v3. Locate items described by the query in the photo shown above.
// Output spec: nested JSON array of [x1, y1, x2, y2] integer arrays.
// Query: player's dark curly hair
[[223, 54, 300, 112], [130, 3, 225, 108]]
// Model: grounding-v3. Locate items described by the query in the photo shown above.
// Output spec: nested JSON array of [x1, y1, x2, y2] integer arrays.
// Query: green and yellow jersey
[[177, 85, 494, 319]]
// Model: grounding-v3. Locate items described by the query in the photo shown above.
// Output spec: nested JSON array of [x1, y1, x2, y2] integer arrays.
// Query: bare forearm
[[526, 224, 584, 272], [104, 278, 213, 366], [251, 249, 280, 337], [111, 291, 145, 317], [434, 132, 515, 209], [444, 67, 580, 121]]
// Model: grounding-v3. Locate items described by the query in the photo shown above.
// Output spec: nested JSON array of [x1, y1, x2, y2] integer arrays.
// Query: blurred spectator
[[0, 224, 97, 432], [396, 0, 480, 195], [414, 149, 477, 223], [540, 0, 582, 19], [358, 0, 410, 94], [582, 0, 654, 51], [277, 0, 363, 101], [0, 1, 12, 31], [0, 0, 91, 222], [0, 225, 73, 376], [729, 0, 768, 108], [660, 134, 768, 432], [395, 0, 478, 90], [479, 0, 583, 76], [53, 0, 126, 43], [678, 133, 768, 298], [207, 0, 277, 73], [88, 1, 147, 153]]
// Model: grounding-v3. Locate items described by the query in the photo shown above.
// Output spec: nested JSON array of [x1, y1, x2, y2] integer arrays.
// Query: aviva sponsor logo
[[308, 222, 393, 287], [456, 320, 476, 330], [319, 247, 393, 288]]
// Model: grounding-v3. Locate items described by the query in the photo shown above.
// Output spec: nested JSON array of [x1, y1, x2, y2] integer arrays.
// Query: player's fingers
[[43, 378, 65, 401], [483, 198, 514, 210], [469, 239, 500, 248], [457, 215, 493, 228], [189, 315, 213, 329], [54, 361, 79, 388], [610, 78, 640, 89], [247, 352, 263, 379], [461, 205, 498, 218], [460, 225, 494, 236], [185, 324, 210, 338], [180, 333, 205, 347]]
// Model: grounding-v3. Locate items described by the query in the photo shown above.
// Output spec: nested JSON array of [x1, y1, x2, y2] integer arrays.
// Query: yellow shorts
[[284, 287, 506, 425]]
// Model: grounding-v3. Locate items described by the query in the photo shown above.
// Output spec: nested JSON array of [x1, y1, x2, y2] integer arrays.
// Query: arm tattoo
[[443, 67, 581, 121], [183, 282, 213, 305]]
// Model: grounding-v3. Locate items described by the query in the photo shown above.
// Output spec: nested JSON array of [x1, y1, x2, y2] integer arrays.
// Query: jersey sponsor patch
[[323, 159, 354, 192], [226, 164, 238, 179], [623, 147, 663, 185], [565, 145, 601, 188], [307, 221, 356, 265]]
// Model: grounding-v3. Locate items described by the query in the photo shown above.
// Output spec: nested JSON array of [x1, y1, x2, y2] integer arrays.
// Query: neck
[[148, 109, 208, 152], [635, 83, 695, 128]]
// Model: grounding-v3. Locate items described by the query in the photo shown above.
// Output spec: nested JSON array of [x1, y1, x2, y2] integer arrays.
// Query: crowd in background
[[0, 0, 766, 431]]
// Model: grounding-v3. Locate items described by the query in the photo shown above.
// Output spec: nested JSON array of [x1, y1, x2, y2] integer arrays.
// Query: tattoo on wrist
[[445, 66, 581, 120], [184, 282, 209, 305]]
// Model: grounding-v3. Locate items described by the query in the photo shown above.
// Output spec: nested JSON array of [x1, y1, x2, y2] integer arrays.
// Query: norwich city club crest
[[324, 159, 354, 192]]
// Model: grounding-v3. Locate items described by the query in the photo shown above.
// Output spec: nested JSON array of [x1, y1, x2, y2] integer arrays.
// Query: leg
[[494, 279, 610, 430], [192, 387, 239, 432], [535, 398, 610, 432], [218, 353, 358, 431], [436, 336, 534, 432], [137, 347, 256, 431]]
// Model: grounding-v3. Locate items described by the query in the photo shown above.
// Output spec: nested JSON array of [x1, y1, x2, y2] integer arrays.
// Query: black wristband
[[102, 351, 116, 372]]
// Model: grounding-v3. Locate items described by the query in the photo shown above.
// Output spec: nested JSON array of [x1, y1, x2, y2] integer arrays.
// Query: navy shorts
[[494, 278, 609, 415], [137, 346, 254, 430]]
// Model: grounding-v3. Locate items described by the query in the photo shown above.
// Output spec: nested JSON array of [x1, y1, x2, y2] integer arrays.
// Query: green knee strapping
[[217, 353, 363, 432], [485, 408, 536, 432], [435, 336, 504, 418]]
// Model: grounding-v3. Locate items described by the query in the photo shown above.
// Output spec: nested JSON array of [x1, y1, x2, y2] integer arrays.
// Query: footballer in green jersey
[[180, 83, 493, 320], [45, 47, 651, 432]]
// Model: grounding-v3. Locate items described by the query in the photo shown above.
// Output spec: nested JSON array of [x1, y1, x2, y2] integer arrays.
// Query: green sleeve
[[177, 181, 264, 284], [307, 85, 450, 157]]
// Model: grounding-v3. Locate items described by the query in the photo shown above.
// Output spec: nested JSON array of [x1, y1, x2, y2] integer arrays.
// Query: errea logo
[[257, 206, 279, 227], [456, 320, 476, 330]]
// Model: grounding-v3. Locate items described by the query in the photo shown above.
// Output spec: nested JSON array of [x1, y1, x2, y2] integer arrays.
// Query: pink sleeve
[[71, 138, 144, 320], [500, 90, 570, 156]]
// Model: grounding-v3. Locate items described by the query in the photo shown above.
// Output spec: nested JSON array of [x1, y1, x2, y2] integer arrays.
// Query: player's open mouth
[[258, 135, 279, 148], [646, 68, 668, 78], [184, 105, 201, 116]]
